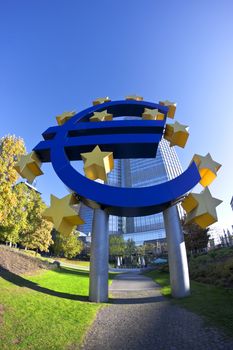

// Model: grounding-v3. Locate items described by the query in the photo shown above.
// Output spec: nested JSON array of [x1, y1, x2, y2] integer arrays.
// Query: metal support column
[[89, 208, 109, 302], [163, 205, 190, 298]]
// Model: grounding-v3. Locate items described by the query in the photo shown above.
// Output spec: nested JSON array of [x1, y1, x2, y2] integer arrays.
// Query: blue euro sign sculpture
[[34, 100, 201, 216]]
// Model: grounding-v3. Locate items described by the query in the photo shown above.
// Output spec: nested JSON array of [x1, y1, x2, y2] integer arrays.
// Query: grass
[[146, 269, 233, 336], [54, 258, 90, 268], [0, 267, 114, 350]]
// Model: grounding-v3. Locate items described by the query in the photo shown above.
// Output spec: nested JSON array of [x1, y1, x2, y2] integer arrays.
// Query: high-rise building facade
[[78, 138, 183, 245]]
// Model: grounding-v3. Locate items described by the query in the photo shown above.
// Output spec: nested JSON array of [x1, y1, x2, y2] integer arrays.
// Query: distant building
[[221, 228, 233, 247], [208, 225, 222, 247], [231, 196, 233, 211], [78, 138, 183, 245], [143, 238, 168, 255], [14, 181, 40, 194], [108, 138, 183, 245], [78, 231, 91, 258], [77, 203, 93, 236], [24, 181, 41, 194], [208, 225, 233, 249]]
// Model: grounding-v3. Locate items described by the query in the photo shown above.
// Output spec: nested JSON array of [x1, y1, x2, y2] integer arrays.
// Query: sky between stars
[[0, 0, 233, 228]]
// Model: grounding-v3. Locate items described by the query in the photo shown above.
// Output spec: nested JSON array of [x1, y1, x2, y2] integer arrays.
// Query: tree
[[0, 135, 26, 226], [0, 182, 28, 245], [125, 238, 136, 257], [144, 243, 156, 261], [25, 219, 53, 252], [19, 184, 53, 252], [0, 136, 26, 244], [137, 245, 145, 257], [182, 220, 210, 255], [0, 135, 53, 250], [109, 235, 125, 258], [53, 231, 83, 259]]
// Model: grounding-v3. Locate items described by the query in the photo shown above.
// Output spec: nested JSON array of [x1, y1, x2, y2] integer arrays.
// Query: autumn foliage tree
[[0, 135, 26, 243], [0, 135, 53, 252], [53, 231, 83, 259], [109, 235, 125, 258], [18, 183, 53, 252]]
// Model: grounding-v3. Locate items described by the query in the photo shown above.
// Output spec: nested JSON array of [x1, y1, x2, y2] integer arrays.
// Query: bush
[[188, 247, 233, 288]]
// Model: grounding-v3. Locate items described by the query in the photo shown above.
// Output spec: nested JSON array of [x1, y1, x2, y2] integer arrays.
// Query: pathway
[[82, 271, 233, 350]]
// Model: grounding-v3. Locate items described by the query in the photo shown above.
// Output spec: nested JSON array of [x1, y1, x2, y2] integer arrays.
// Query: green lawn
[[55, 258, 90, 268], [146, 269, 233, 336], [0, 267, 113, 350]]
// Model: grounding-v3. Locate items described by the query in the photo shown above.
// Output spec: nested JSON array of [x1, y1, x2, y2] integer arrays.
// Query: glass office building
[[77, 138, 183, 245]]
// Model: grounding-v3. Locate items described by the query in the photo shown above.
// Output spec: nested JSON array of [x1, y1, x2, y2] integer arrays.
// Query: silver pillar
[[89, 208, 109, 302], [163, 205, 190, 298]]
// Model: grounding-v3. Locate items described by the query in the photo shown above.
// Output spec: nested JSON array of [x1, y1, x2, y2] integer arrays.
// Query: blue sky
[[1, 0, 233, 227]]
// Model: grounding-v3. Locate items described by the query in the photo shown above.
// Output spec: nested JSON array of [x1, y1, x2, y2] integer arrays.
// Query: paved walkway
[[82, 271, 233, 350]]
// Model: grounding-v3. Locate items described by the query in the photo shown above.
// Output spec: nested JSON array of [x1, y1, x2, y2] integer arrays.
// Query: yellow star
[[159, 100, 176, 119], [56, 111, 76, 125], [142, 108, 165, 120], [181, 187, 222, 229], [43, 194, 85, 236], [125, 94, 143, 101], [80, 145, 114, 182], [14, 151, 43, 183], [92, 97, 111, 105], [192, 153, 221, 187], [90, 110, 113, 122], [164, 121, 189, 148], [181, 193, 199, 213]]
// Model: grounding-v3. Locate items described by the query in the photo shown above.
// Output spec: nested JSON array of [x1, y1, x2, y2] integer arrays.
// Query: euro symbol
[[34, 100, 200, 216]]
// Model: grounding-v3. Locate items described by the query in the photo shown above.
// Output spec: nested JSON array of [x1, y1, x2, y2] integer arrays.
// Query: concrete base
[[163, 205, 190, 298], [89, 208, 109, 302]]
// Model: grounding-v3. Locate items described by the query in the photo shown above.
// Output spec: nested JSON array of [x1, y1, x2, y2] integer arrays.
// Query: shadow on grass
[[0, 267, 89, 302], [0, 267, 164, 305], [54, 266, 90, 277]]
